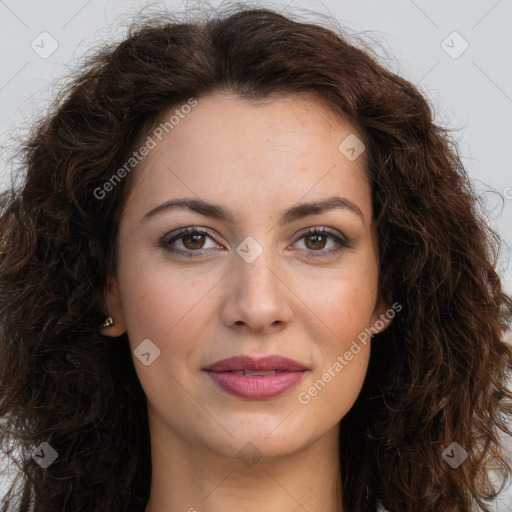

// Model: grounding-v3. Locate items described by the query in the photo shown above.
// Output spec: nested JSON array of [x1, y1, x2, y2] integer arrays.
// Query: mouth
[[227, 369, 287, 376], [204, 354, 307, 372], [203, 355, 308, 399]]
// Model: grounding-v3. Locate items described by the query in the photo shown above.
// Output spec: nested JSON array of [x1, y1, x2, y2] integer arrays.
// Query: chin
[[202, 415, 318, 460]]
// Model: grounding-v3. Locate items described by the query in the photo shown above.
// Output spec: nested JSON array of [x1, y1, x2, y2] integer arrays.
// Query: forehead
[[122, 92, 371, 223]]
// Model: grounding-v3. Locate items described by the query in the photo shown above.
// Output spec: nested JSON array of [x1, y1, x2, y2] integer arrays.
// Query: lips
[[205, 355, 306, 372], [204, 355, 308, 399], [229, 370, 282, 376]]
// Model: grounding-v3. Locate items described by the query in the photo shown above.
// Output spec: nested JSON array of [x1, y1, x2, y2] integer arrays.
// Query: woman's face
[[104, 92, 390, 460]]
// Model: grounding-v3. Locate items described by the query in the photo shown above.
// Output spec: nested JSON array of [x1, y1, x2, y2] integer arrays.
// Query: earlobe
[[370, 298, 394, 336], [101, 275, 127, 337]]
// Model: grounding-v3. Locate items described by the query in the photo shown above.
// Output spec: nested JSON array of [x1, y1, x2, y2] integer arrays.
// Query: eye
[[160, 226, 352, 259], [291, 227, 352, 257], [161, 227, 223, 257]]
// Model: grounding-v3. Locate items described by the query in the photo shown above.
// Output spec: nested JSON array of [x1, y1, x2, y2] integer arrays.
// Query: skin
[[103, 91, 391, 512]]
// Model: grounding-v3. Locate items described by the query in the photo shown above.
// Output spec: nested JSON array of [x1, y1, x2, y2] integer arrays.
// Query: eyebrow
[[141, 196, 365, 227]]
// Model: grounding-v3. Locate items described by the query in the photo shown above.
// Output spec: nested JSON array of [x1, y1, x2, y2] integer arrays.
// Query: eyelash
[[161, 226, 353, 259]]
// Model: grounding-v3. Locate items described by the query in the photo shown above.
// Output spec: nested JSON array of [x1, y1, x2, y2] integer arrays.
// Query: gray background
[[0, 0, 511, 509]]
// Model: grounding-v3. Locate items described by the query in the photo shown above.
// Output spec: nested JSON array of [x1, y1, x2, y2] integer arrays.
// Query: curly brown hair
[[1, 4, 511, 512]]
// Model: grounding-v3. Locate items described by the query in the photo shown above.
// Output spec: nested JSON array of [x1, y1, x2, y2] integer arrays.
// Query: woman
[[1, 4, 511, 512]]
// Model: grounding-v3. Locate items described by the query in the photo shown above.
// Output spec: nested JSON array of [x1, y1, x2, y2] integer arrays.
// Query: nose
[[219, 245, 294, 334]]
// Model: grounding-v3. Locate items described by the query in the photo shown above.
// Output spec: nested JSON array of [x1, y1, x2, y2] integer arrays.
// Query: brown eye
[[292, 227, 352, 257], [304, 233, 328, 250], [181, 233, 206, 250], [162, 227, 222, 257]]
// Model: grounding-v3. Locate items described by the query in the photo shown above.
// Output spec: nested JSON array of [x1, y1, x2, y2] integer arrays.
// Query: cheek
[[318, 279, 374, 381], [297, 260, 377, 413], [296, 324, 371, 430], [307, 266, 379, 346], [117, 263, 208, 405], [118, 258, 217, 347]]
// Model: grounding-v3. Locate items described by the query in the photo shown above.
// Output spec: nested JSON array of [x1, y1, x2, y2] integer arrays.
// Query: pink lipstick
[[204, 355, 307, 399]]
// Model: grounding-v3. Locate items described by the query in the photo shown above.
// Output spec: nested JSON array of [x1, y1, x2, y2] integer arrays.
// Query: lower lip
[[205, 371, 306, 399]]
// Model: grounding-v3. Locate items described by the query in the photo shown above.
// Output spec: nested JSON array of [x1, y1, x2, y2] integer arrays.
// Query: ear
[[101, 274, 127, 337], [369, 293, 396, 336]]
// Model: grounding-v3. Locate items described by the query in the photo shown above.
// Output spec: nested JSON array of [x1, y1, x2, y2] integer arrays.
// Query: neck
[[144, 411, 344, 512]]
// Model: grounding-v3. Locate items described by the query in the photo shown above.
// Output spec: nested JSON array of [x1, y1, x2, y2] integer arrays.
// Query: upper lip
[[204, 355, 307, 372]]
